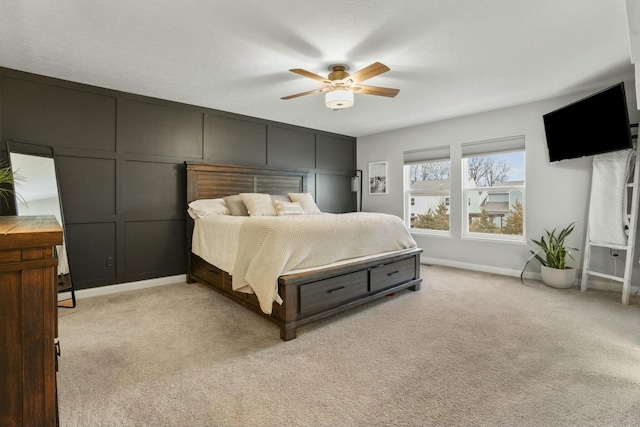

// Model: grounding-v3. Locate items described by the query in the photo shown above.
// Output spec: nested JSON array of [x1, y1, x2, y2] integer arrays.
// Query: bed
[[185, 162, 423, 340]]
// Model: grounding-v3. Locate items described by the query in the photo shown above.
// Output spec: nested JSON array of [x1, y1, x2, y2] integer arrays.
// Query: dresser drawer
[[0, 249, 21, 263], [299, 270, 368, 316], [369, 257, 416, 293]]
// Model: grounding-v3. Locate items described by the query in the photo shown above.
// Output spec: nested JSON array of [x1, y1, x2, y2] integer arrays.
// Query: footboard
[[189, 248, 422, 340]]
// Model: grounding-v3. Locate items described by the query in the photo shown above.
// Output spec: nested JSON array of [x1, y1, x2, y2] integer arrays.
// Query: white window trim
[[411, 228, 452, 238], [461, 232, 529, 245]]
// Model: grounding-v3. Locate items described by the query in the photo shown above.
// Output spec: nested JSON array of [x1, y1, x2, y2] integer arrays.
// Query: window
[[404, 146, 451, 233], [461, 136, 525, 240]]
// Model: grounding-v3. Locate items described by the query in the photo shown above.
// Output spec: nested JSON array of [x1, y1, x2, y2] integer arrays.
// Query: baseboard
[[421, 257, 640, 295], [421, 257, 526, 278], [72, 274, 187, 299]]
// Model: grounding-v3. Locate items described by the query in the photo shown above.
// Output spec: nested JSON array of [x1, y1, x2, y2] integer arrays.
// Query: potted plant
[[0, 162, 20, 206], [520, 222, 579, 289]]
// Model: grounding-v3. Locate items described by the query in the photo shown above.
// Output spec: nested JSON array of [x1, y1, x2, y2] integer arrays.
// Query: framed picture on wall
[[368, 161, 388, 195]]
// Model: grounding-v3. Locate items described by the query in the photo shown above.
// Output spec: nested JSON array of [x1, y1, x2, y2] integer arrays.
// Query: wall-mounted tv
[[543, 82, 633, 163]]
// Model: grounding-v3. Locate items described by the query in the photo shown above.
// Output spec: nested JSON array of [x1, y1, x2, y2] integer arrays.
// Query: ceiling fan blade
[[348, 62, 390, 84], [289, 68, 331, 84], [281, 88, 326, 100], [352, 85, 399, 98]]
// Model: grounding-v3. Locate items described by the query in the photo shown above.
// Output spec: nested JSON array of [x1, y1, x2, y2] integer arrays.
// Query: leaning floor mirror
[[6, 140, 76, 308]]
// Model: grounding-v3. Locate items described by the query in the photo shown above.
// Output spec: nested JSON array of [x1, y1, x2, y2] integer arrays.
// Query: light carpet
[[57, 265, 640, 427]]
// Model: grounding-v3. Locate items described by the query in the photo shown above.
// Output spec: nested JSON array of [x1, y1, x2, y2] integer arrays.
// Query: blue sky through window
[[484, 152, 524, 182]]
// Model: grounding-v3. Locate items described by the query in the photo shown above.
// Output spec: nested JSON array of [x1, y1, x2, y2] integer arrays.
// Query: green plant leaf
[[520, 222, 579, 282]]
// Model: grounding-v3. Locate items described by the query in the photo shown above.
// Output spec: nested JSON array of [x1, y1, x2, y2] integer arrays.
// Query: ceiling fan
[[281, 62, 399, 109]]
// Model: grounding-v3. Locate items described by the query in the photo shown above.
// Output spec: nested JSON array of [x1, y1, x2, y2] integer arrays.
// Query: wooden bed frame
[[185, 162, 423, 340]]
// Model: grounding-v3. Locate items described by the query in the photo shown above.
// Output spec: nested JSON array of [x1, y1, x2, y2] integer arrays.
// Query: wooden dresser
[[0, 216, 63, 427]]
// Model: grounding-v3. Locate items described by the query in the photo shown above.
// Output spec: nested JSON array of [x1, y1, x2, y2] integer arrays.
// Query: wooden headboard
[[185, 162, 309, 203], [184, 162, 310, 268]]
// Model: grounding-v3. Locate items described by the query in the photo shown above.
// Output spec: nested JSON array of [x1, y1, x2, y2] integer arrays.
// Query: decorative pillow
[[223, 195, 249, 216], [270, 194, 291, 203], [273, 200, 305, 216], [187, 198, 229, 218], [240, 193, 277, 216], [288, 193, 321, 214]]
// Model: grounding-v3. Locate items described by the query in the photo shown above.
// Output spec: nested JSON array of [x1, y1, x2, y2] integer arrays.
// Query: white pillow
[[188, 198, 229, 218], [240, 193, 277, 216], [270, 194, 291, 203], [273, 200, 305, 216], [288, 193, 321, 215]]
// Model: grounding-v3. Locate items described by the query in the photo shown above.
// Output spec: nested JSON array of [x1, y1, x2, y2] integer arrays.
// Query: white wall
[[17, 196, 60, 220], [358, 80, 640, 284]]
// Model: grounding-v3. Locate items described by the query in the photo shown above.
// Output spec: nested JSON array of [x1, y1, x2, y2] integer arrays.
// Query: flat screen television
[[543, 82, 633, 162]]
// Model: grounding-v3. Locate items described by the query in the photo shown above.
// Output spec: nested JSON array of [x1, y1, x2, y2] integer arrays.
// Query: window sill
[[410, 229, 452, 238], [461, 233, 527, 245]]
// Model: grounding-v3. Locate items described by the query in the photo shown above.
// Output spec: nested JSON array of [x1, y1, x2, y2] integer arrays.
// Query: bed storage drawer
[[191, 255, 229, 290], [299, 270, 368, 316], [369, 258, 416, 293]]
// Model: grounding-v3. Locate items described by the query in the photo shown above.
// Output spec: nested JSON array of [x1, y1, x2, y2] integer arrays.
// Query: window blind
[[461, 136, 525, 158], [403, 145, 450, 165]]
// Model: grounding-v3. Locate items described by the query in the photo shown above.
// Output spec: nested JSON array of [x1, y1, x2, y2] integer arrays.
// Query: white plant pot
[[541, 265, 577, 289]]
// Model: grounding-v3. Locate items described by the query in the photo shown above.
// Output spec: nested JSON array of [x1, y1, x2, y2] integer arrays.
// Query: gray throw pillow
[[223, 195, 249, 216]]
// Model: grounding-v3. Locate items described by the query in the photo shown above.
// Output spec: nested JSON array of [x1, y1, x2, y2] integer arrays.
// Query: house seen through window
[[404, 146, 451, 233], [462, 137, 525, 240]]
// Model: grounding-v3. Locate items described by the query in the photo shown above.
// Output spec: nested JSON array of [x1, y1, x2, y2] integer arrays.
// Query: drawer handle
[[327, 286, 345, 294], [208, 269, 220, 275], [387, 270, 400, 277]]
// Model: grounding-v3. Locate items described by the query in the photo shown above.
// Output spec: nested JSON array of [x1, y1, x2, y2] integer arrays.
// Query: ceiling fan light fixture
[[325, 89, 354, 109], [282, 62, 397, 106]]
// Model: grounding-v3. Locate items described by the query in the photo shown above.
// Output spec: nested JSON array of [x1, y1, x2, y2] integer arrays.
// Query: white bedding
[[192, 214, 244, 273], [192, 212, 418, 314]]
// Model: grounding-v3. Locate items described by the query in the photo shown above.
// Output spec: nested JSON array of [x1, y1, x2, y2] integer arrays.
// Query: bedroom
[[1, 1, 640, 426]]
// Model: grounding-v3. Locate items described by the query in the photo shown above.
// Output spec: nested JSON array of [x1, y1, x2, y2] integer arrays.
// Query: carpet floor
[[57, 265, 640, 427]]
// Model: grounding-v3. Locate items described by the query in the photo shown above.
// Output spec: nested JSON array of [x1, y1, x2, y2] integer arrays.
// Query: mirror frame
[[5, 140, 76, 308]]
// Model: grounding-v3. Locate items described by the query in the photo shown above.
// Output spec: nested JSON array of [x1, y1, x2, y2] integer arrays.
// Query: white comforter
[[192, 212, 417, 314]]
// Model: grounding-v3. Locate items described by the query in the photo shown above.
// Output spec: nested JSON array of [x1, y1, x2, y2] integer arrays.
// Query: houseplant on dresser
[[0, 162, 17, 205], [520, 222, 579, 289]]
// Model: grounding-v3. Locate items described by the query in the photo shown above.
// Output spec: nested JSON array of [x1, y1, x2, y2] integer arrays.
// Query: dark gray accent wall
[[0, 67, 356, 290], [207, 115, 267, 165], [268, 126, 316, 169], [124, 100, 204, 158]]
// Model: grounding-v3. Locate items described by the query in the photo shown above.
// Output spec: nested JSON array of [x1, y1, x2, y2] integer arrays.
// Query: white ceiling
[[0, 0, 635, 138]]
